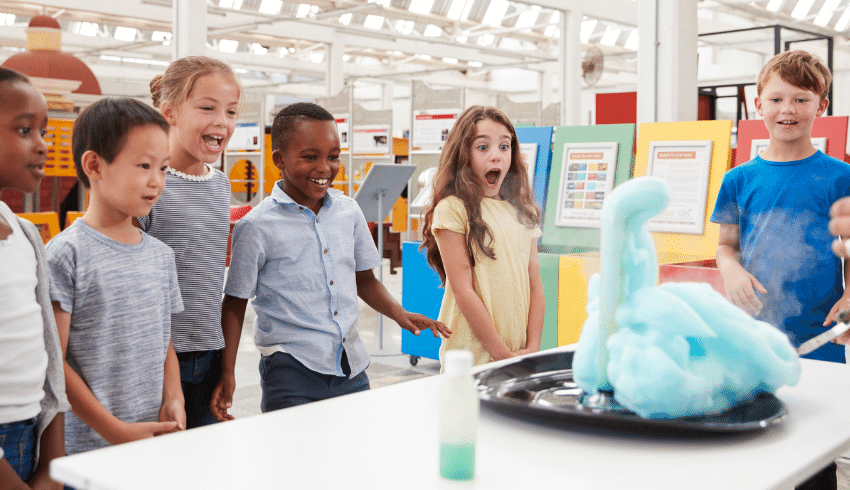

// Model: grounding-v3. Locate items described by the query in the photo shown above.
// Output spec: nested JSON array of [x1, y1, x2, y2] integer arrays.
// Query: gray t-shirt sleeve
[[45, 237, 76, 314], [165, 247, 184, 315]]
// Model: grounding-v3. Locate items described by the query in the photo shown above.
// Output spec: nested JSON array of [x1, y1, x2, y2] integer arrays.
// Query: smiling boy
[[711, 50, 850, 364], [215, 103, 449, 416]]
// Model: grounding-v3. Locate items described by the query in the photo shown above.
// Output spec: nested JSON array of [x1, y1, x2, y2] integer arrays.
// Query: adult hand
[[723, 267, 767, 316], [829, 197, 850, 258]]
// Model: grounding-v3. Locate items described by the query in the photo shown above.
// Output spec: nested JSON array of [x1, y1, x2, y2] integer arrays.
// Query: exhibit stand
[[355, 164, 415, 349], [225, 98, 265, 207], [515, 126, 554, 213]]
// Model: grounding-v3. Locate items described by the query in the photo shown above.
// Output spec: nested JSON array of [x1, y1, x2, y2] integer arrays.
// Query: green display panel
[[540, 124, 636, 254], [538, 252, 560, 351]]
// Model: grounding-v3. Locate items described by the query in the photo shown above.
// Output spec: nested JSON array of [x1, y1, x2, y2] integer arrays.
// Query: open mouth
[[485, 169, 501, 186], [203, 135, 224, 151], [309, 177, 330, 186], [778, 121, 797, 126]]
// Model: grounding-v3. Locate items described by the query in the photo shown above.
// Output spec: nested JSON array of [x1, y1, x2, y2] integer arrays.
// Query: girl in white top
[[0, 66, 69, 488], [143, 56, 243, 427], [421, 106, 544, 367]]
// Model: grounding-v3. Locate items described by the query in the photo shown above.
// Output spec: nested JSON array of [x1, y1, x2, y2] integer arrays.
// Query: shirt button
[[330, 280, 334, 285], [299, 206, 304, 210], [324, 249, 328, 254], [334, 311, 338, 316], [316, 218, 320, 223]]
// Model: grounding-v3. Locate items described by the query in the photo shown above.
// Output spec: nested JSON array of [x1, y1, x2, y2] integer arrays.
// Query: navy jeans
[[259, 351, 370, 412], [0, 416, 36, 482], [177, 349, 222, 428]]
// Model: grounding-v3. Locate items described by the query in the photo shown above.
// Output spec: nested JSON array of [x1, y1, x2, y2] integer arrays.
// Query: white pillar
[[381, 81, 393, 110], [172, 0, 207, 60], [326, 40, 345, 97], [559, 8, 582, 126], [637, 0, 697, 124]]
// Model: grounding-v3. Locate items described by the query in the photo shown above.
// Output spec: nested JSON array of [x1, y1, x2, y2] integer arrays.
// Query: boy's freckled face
[[470, 119, 512, 199], [167, 73, 240, 165], [97, 124, 170, 218], [755, 74, 828, 146], [273, 119, 341, 213], [0, 82, 48, 193]]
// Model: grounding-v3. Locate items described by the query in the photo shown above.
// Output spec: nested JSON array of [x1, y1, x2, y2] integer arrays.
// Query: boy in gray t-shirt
[[47, 98, 185, 454]]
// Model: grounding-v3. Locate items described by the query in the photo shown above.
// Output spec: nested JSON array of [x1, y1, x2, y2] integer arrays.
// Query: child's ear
[[754, 96, 763, 117], [272, 150, 286, 171], [817, 97, 829, 117], [81, 150, 103, 182], [160, 100, 178, 126]]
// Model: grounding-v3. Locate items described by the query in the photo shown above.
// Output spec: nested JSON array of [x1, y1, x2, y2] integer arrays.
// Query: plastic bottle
[[439, 349, 479, 481]]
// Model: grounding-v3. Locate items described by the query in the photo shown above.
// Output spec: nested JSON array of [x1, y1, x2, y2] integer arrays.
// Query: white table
[[51, 354, 850, 490]]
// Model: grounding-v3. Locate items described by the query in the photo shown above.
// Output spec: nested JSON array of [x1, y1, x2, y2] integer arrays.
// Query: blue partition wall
[[401, 241, 444, 360], [516, 126, 554, 214]]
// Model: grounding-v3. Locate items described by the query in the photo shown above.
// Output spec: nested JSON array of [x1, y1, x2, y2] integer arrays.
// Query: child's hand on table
[[397, 312, 452, 339], [157, 398, 186, 435], [210, 375, 236, 422]]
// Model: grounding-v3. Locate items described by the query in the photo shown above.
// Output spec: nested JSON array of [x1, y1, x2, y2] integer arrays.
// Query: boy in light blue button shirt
[[213, 103, 450, 417]]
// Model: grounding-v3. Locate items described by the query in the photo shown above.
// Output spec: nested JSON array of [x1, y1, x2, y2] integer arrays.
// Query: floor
[[223, 259, 850, 489]]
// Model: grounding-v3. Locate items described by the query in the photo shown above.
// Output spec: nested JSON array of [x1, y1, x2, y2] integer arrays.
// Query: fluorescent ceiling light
[[309, 52, 324, 63], [114, 26, 136, 42], [580, 19, 597, 43], [447, 0, 467, 20], [515, 8, 540, 29], [835, 6, 850, 30], [600, 26, 620, 46], [625, 30, 638, 50], [476, 34, 494, 46], [0, 13, 15, 25], [766, 0, 783, 12], [481, 0, 508, 27], [423, 24, 442, 36], [791, 0, 815, 19], [814, 0, 840, 26], [259, 0, 282, 15], [442, 57, 458, 64], [468, 60, 483, 67], [79, 22, 99, 37], [296, 4, 311, 18], [409, 0, 435, 15], [218, 39, 239, 53], [152, 31, 171, 43], [219, 0, 234, 8], [251, 43, 267, 54], [339, 13, 352, 25], [364, 15, 385, 30]]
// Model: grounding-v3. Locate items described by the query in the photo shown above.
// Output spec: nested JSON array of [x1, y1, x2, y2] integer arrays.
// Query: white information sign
[[520, 142, 538, 186], [646, 140, 713, 234], [229, 122, 260, 151], [412, 112, 458, 153], [336, 116, 350, 153], [353, 126, 390, 155], [749, 137, 827, 160], [554, 142, 619, 229]]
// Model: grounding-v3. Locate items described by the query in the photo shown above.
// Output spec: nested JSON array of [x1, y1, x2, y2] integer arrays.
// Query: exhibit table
[[51, 353, 850, 490]]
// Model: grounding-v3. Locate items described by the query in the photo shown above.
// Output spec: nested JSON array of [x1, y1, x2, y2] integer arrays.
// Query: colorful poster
[[554, 142, 618, 228], [353, 126, 390, 154], [520, 142, 538, 185], [336, 116, 350, 153], [412, 112, 458, 153], [646, 140, 713, 234], [749, 137, 827, 160]]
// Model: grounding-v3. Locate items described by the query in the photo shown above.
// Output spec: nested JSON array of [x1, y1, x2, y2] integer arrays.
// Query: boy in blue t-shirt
[[712, 50, 850, 363], [213, 103, 450, 418]]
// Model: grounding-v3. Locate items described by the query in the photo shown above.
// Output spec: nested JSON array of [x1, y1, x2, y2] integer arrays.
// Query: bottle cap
[[444, 350, 473, 377]]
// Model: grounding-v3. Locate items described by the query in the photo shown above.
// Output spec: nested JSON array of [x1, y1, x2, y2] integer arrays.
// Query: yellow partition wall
[[633, 120, 733, 265], [557, 252, 600, 346]]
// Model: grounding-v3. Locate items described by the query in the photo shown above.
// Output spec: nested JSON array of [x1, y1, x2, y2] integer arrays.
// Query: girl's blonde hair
[[421, 105, 540, 285], [150, 56, 244, 112]]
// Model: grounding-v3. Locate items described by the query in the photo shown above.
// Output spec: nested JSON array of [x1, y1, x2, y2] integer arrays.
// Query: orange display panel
[[44, 119, 75, 177], [18, 212, 60, 243]]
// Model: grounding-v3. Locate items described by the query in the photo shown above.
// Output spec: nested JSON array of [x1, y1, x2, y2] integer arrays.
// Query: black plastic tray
[[474, 349, 786, 434]]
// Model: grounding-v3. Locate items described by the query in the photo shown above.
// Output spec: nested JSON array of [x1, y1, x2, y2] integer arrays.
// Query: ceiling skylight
[[580, 19, 597, 43], [836, 5, 850, 30], [258, 0, 282, 15], [364, 15, 385, 30], [600, 26, 620, 46], [409, 0, 435, 15], [515, 7, 540, 30], [218, 39, 239, 53], [423, 24, 442, 36], [152, 31, 171, 44], [481, 0, 508, 27], [0, 13, 15, 26], [339, 13, 352, 25], [79, 22, 99, 37], [813, 0, 840, 26], [113, 26, 137, 42], [791, 0, 815, 19]]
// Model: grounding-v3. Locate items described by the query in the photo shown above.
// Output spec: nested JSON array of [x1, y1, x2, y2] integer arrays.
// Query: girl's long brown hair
[[421, 106, 540, 285]]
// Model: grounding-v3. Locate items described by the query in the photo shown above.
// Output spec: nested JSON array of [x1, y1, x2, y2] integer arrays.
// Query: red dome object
[[1, 15, 102, 95]]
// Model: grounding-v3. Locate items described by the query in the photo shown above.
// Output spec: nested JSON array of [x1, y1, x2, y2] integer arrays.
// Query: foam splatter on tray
[[572, 177, 801, 419]]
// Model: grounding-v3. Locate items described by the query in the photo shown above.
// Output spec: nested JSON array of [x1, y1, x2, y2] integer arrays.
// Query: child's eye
[[796, 98, 808, 103], [227, 110, 238, 117], [329, 155, 340, 162], [200, 106, 213, 111], [160, 165, 168, 172], [771, 98, 781, 103], [17, 126, 30, 135], [500, 144, 510, 151], [477, 144, 488, 151], [39, 129, 47, 138], [140, 163, 150, 169]]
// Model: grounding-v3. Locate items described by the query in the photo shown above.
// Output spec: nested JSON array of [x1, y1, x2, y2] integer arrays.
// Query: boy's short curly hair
[[72, 97, 170, 188], [757, 50, 831, 100], [0, 66, 30, 85], [270, 102, 336, 152]]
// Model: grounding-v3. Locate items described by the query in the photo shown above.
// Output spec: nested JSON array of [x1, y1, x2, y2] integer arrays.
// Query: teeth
[[310, 178, 329, 185]]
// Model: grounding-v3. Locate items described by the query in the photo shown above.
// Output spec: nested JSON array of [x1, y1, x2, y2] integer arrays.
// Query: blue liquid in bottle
[[440, 442, 476, 480]]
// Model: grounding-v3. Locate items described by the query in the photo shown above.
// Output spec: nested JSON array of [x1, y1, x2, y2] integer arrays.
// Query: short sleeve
[[351, 205, 382, 272], [224, 218, 265, 299], [165, 250, 184, 314], [432, 197, 467, 234], [710, 173, 740, 225], [45, 237, 76, 315], [530, 226, 542, 240]]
